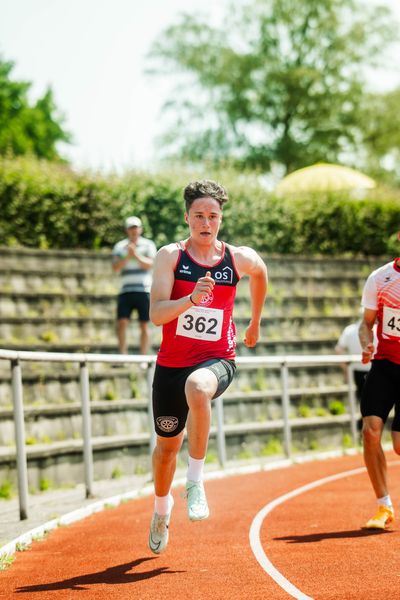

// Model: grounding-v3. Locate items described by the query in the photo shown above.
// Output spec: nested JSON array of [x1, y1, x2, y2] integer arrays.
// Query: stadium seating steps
[[0, 247, 387, 489]]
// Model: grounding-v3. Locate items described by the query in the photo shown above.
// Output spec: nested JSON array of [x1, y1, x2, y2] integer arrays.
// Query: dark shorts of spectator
[[361, 359, 400, 431], [117, 291, 150, 322], [152, 358, 236, 437]]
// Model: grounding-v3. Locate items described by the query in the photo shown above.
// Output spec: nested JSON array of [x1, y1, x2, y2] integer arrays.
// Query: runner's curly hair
[[183, 179, 229, 211]]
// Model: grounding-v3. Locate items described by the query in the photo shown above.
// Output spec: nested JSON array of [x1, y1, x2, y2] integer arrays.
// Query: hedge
[[0, 155, 399, 255]]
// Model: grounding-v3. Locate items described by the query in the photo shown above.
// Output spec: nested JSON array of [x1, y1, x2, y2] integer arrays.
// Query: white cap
[[125, 216, 142, 228]]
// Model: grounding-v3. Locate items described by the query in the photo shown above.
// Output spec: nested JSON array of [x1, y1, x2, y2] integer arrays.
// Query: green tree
[[147, 0, 398, 174], [0, 57, 70, 161], [357, 87, 400, 183]]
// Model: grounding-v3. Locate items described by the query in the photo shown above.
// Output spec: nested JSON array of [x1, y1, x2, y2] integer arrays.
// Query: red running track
[[1, 452, 399, 599]]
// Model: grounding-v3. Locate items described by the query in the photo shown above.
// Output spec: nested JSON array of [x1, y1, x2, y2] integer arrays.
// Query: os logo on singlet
[[156, 416, 179, 433], [213, 266, 233, 284]]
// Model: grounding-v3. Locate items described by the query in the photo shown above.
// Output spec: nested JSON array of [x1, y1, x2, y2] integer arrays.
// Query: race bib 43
[[382, 306, 400, 338]]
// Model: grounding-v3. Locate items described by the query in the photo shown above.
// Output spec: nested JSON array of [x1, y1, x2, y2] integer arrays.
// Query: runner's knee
[[362, 421, 383, 447], [185, 372, 216, 408]]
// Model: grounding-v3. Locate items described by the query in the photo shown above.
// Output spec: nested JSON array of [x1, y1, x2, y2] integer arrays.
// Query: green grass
[[342, 433, 353, 449], [298, 404, 312, 418], [40, 330, 59, 343], [0, 480, 14, 500], [104, 387, 117, 401], [308, 439, 320, 451], [0, 554, 15, 571], [134, 464, 148, 475], [111, 466, 123, 479], [237, 449, 254, 460], [260, 438, 283, 456], [39, 478, 52, 492], [315, 407, 328, 417], [329, 400, 346, 415], [25, 436, 38, 445], [205, 451, 218, 464], [15, 542, 31, 552], [31, 530, 50, 542]]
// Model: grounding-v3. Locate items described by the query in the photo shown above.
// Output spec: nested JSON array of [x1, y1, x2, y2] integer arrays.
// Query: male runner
[[148, 179, 268, 553], [359, 237, 400, 529]]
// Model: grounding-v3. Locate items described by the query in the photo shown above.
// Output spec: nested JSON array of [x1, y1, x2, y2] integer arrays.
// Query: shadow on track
[[15, 557, 185, 593], [274, 529, 392, 544]]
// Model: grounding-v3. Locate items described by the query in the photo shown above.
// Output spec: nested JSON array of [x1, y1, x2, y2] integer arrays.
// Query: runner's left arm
[[234, 246, 268, 347]]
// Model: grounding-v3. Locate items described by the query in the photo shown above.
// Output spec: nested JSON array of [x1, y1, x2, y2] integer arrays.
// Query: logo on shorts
[[157, 416, 179, 433]]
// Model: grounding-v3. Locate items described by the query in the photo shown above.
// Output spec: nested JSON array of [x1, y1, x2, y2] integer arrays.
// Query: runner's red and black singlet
[[361, 258, 400, 364], [156, 242, 240, 367]]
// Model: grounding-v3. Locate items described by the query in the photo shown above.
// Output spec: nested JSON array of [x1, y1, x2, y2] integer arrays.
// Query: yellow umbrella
[[275, 163, 376, 196]]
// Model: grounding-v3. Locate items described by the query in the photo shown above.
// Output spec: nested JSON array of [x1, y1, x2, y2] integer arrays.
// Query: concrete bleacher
[[0, 246, 386, 491]]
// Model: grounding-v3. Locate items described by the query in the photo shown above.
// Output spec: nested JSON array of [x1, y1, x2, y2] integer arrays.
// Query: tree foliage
[[0, 57, 70, 161], [357, 87, 400, 184], [146, 0, 399, 174]]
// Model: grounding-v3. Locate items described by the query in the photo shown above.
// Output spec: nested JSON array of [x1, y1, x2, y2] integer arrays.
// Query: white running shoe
[[148, 511, 172, 554], [186, 480, 210, 521]]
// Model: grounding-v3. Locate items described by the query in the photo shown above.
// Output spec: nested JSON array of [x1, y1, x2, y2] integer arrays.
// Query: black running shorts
[[117, 291, 150, 322], [361, 359, 400, 431], [152, 358, 236, 437]]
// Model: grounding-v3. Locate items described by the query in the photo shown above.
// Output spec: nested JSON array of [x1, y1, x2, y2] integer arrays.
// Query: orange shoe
[[365, 505, 394, 529]]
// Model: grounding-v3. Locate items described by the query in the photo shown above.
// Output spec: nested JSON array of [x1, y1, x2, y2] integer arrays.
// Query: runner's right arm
[[150, 245, 214, 326], [359, 309, 377, 364], [359, 271, 378, 364]]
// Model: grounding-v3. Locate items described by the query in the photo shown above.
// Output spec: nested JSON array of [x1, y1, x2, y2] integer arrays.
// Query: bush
[[0, 155, 129, 249], [1, 155, 399, 255]]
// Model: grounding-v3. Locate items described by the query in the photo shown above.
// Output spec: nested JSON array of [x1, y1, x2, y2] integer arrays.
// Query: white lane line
[[249, 461, 400, 600]]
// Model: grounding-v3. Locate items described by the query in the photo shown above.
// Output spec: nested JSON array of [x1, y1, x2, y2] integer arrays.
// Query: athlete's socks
[[377, 495, 392, 508], [154, 493, 174, 516], [186, 456, 205, 483]]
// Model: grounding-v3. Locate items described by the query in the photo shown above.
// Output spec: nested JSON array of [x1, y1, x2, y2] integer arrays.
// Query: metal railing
[[0, 348, 361, 520]]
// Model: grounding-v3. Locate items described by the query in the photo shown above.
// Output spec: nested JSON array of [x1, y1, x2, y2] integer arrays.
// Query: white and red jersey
[[156, 242, 240, 367], [361, 259, 400, 364]]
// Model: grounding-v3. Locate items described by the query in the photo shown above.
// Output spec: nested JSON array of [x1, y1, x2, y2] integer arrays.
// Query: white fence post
[[147, 363, 156, 458], [11, 359, 29, 520], [215, 395, 227, 468], [80, 361, 94, 498], [346, 362, 358, 446], [281, 361, 292, 459]]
